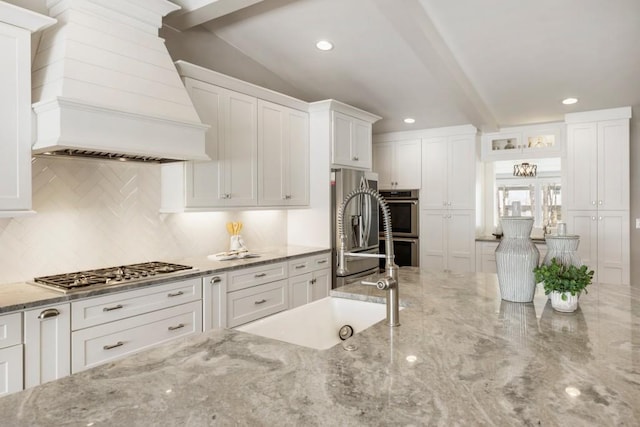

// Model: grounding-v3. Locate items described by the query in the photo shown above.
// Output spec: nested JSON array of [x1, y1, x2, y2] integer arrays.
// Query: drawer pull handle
[[316, 260, 327, 264], [168, 323, 185, 331], [254, 299, 267, 305], [167, 291, 184, 297], [295, 264, 306, 269], [254, 273, 267, 278], [210, 276, 222, 284], [38, 308, 60, 320], [103, 304, 124, 312], [103, 341, 124, 350]]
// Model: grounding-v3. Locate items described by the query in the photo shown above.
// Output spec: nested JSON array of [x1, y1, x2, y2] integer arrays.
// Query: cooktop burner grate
[[33, 261, 194, 292]]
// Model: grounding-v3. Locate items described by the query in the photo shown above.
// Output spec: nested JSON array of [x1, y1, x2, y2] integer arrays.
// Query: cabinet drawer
[[0, 312, 22, 349], [288, 253, 331, 276], [227, 262, 287, 292], [71, 301, 202, 373], [228, 279, 287, 328], [72, 278, 202, 330]]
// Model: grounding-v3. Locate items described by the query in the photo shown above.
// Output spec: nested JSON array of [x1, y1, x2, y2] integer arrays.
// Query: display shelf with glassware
[[481, 122, 564, 161]]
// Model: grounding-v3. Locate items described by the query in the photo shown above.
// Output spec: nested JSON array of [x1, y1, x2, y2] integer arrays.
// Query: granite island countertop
[[1, 268, 638, 426]]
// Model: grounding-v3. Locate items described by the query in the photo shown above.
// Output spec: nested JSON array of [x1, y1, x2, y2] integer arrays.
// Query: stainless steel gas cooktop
[[32, 261, 195, 293]]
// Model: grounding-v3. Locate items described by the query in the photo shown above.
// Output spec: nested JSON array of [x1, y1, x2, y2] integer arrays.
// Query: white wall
[[0, 157, 287, 284]]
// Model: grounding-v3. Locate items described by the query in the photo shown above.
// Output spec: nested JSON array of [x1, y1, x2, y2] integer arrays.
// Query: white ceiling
[[13, 0, 640, 134], [163, 0, 640, 134]]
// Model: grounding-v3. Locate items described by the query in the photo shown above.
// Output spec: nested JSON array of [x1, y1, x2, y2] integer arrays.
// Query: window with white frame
[[494, 158, 561, 230]]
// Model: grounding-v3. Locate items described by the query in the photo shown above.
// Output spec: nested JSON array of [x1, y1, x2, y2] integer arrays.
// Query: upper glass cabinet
[[481, 123, 564, 161]]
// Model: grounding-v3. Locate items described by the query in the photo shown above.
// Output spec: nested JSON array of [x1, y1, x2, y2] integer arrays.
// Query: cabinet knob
[[38, 308, 60, 320], [592, 201, 596, 206], [599, 216, 603, 221], [598, 200, 603, 205], [591, 216, 597, 221], [352, 156, 359, 161]]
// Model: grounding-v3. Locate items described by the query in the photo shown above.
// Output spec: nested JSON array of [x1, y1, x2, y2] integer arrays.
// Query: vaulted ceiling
[[13, 0, 640, 134], [162, 0, 640, 134]]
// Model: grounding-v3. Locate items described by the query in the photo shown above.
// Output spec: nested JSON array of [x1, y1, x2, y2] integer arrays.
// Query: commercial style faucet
[[336, 188, 400, 327]]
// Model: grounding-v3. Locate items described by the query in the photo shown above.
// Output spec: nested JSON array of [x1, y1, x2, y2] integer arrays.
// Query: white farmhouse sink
[[235, 296, 389, 350]]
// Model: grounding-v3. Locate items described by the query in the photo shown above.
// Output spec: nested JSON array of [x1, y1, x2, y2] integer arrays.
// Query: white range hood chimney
[[31, 0, 208, 162]]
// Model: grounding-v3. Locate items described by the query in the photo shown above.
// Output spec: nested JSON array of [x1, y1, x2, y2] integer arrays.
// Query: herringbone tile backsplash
[[0, 157, 287, 284]]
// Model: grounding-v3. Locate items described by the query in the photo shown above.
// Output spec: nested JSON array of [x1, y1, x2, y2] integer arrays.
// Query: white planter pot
[[550, 291, 579, 313]]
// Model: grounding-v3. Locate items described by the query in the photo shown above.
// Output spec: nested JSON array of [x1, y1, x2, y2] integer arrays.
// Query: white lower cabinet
[[0, 312, 22, 396], [227, 262, 289, 328], [287, 253, 331, 309], [227, 280, 287, 328], [72, 301, 201, 373], [24, 303, 70, 388], [564, 210, 629, 284], [420, 210, 476, 272], [203, 273, 227, 331], [71, 278, 203, 373]]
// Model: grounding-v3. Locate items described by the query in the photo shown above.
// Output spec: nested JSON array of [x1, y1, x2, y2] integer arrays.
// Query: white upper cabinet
[[481, 122, 564, 161], [421, 133, 476, 210], [258, 100, 309, 206], [332, 111, 374, 169], [565, 118, 630, 211], [160, 63, 310, 211], [373, 139, 421, 190], [184, 79, 257, 208], [308, 100, 379, 171], [0, 5, 54, 217]]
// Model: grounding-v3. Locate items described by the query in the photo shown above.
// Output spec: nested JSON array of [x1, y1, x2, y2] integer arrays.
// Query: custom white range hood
[[31, 0, 208, 162]]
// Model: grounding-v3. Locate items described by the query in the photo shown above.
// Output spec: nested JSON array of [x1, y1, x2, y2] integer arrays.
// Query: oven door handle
[[385, 200, 418, 205]]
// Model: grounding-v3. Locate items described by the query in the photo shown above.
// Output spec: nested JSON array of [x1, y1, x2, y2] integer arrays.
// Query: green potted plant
[[533, 258, 594, 312]]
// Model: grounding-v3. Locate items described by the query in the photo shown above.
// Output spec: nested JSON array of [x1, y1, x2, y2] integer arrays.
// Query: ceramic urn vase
[[542, 235, 581, 268], [495, 217, 539, 303]]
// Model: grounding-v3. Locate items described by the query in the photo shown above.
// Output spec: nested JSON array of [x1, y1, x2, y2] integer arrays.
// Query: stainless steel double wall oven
[[379, 189, 419, 268]]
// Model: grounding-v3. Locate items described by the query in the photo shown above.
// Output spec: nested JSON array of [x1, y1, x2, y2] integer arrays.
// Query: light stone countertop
[[0, 246, 330, 314], [1, 267, 638, 425]]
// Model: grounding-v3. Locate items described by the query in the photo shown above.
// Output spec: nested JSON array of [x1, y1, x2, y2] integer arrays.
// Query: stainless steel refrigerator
[[331, 168, 380, 288]]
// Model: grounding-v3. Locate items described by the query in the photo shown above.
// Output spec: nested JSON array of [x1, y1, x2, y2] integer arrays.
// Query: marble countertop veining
[[1, 268, 638, 426], [0, 246, 330, 314]]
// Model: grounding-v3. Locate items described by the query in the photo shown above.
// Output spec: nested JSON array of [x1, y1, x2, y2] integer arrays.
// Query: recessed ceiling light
[[562, 97, 578, 105], [403, 118, 416, 124], [316, 40, 333, 51]]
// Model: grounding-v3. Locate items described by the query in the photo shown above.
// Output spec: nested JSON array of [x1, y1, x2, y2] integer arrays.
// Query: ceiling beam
[[164, 0, 264, 30], [372, 0, 498, 131]]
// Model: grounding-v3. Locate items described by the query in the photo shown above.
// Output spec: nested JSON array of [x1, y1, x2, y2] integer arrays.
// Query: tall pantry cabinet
[[420, 125, 478, 272], [563, 107, 631, 285]]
